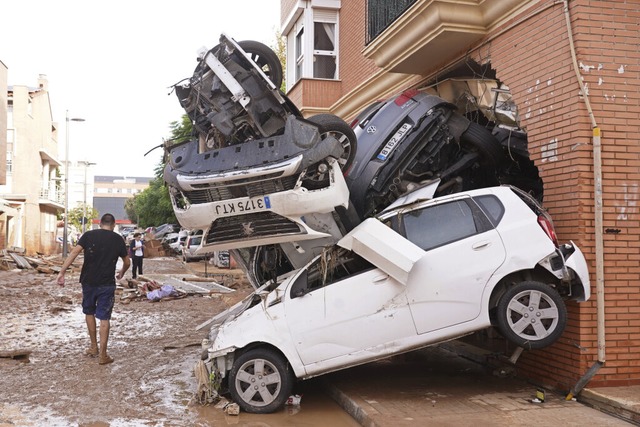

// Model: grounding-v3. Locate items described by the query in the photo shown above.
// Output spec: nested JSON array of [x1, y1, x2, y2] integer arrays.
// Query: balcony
[[39, 188, 65, 210], [366, 0, 418, 44], [364, 0, 533, 74]]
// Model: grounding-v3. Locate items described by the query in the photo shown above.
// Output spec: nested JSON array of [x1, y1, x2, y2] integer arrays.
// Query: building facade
[[281, 0, 639, 389], [0, 75, 62, 255], [93, 175, 151, 223]]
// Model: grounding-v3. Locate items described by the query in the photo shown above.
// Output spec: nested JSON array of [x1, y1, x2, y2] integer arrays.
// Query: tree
[[271, 31, 286, 92], [68, 204, 99, 231]]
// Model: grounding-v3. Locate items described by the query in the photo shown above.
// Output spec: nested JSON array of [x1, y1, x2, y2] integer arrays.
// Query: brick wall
[[472, 0, 640, 388], [283, 0, 640, 389]]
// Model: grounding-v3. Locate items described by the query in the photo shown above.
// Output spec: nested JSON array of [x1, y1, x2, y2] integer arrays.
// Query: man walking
[[56, 213, 130, 365]]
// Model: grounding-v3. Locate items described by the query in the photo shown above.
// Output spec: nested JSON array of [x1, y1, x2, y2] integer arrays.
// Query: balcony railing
[[40, 188, 64, 205], [366, 0, 418, 45]]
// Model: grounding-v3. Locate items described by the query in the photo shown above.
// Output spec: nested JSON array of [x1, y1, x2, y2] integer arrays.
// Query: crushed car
[[202, 184, 590, 413], [164, 34, 357, 252]]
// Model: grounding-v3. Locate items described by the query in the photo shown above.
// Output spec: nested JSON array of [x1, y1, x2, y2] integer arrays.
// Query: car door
[[284, 251, 415, 366], [399, 196, 506, 334]]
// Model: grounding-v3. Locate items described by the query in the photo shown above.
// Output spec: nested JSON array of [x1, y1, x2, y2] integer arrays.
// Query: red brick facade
[[282, 0, 640, 390]]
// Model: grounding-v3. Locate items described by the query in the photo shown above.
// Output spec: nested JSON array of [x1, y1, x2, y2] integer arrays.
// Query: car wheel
[[308, 114, 358, 171], [228, 348, 294, 414], [460, 121, 504, 169], [496, 281, 567, 349], [238, 40, 283, 89]]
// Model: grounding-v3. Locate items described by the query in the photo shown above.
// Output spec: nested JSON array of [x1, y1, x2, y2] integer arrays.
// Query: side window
[[473, 195, 505, 227], [402, 200, 478, 251], [290, 249, 373, 299]]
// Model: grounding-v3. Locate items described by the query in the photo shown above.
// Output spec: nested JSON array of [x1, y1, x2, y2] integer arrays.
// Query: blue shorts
[[82, 285, 116, 320]]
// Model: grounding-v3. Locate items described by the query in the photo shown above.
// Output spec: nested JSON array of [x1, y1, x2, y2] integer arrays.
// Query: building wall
[[1, 76, 61, 255], [281, 0, 640, 389], [0, 61, 7, 250], [479, 0, 640, 388], [0, 60, 7, 186], [93, 175, 152, 222]]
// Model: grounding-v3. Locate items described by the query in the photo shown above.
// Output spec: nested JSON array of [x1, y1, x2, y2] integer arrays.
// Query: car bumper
[[564, 241, 591, 302], [171, 158, 349, 230]]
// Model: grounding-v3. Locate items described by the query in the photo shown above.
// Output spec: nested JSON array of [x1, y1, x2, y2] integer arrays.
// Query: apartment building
[[93, 175, 151, 223], [0, 75, 62, 254], [281, 0, 639, 389]]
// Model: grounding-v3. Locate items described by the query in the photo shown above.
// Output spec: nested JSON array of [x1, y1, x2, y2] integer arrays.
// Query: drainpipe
[[562, 0, 605, 400]]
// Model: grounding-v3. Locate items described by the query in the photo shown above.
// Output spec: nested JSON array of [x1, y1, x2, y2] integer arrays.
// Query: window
[[295, 26, 304, 82], [313, 21, 337, 79], [402, 200, 478, 251], [473, 195, 505, 227], [285, 3, 339, 87]]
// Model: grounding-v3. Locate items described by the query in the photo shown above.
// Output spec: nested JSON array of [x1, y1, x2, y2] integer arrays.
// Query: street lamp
[[81, 160, 96, 234], [63, 110, 86, 258]]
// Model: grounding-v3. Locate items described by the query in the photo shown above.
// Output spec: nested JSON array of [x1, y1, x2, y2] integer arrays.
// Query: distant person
[[130, 232, 145, 279], [56, 213, 130, 365]]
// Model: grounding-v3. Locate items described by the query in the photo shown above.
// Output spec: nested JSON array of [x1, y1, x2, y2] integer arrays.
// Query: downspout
[[562, 0, 606, 400]]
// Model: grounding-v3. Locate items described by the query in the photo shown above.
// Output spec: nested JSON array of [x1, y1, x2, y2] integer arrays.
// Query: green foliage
[[131, 177, 177, 228], [271, 31, 286, 92], [68, 205, 99, 231]]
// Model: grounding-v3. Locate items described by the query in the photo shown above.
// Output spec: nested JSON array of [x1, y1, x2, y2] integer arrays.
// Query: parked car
[[203, 184, 590, 413], [164, 34, 357, 252], [182, 230, 208, 262]]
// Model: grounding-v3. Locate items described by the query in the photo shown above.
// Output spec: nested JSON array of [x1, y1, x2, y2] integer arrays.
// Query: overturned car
[[164, 34, 357, 252], [202, 184, 590, 413]]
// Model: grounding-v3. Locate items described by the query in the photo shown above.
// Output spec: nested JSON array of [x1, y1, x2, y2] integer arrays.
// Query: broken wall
[[466, 0, 640, 388]]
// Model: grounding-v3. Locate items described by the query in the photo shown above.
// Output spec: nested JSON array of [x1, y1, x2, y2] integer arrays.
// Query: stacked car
[[165, 34, 591, 414]]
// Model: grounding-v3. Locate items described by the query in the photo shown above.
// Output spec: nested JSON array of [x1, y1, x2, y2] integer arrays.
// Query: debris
[[0, 349, 32, 361], [286, 394, 302, 406], [224, 403, 240, 415]]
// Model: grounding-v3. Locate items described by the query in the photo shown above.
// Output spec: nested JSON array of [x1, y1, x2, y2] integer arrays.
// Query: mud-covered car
[[203, 184, 590, 413], [164, 34, 357, 251]]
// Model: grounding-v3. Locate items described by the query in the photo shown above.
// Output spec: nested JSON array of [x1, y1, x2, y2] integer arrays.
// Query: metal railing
[[40, 188, 64, 205], [366, 0, 418, 45]]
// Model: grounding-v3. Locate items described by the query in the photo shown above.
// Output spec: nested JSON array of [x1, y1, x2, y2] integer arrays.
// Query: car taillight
[[394, 89, 419, 106], [537, 214, 558, 246]]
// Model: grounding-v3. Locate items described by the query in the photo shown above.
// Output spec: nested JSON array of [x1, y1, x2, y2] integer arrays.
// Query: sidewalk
[[323, 343, 639, 426]]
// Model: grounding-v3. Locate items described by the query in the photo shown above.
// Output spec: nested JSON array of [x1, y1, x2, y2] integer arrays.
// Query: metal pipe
[[62, 112, 85, 257], [562, 0, 606, 398]]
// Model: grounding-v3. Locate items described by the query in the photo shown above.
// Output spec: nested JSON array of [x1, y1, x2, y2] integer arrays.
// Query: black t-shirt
[[78, 229, 128, 286]]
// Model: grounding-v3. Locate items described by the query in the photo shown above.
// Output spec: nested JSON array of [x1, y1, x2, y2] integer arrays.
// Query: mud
[[0, 257, 358, 426]]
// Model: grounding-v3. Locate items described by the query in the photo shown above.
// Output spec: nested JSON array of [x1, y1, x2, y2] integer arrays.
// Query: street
[[0, 255, 634, 426]]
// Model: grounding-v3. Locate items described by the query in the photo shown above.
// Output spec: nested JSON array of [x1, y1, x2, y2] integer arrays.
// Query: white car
[[203, 184, 590, 413]]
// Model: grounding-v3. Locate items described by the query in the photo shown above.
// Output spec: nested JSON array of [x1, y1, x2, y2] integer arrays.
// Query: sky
[[1, 0, 281, 178]]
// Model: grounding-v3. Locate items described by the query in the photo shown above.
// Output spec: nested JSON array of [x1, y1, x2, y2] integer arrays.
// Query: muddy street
[[0, 257, 359, 427]]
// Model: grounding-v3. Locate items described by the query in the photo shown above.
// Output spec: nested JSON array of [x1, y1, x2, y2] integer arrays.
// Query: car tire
[[496, 281, 567, 350], [238, 40, 283, 89], [228, 348, 294, 414], [460, 121, 504, 169], [308, 114, 358, 171]]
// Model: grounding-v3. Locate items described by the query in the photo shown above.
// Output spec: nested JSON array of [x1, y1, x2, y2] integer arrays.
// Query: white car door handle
[[472, 240, 491, 250], [373, 274, 388, 283]]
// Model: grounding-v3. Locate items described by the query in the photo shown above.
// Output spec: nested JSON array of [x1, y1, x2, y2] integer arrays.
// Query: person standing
[[130, 232, 145, 279], [56, 213, 130, 365]]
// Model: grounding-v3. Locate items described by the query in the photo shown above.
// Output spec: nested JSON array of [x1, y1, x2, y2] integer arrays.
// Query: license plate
[[377, 123, 412, 161], [213, 196, 271, 216]]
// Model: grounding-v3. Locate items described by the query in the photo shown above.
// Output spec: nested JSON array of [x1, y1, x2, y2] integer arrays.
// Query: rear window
[[473, 195, 505, 227]]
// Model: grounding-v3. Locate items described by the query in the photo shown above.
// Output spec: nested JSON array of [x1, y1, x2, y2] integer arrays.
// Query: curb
[[321, 378, 379, 427], [580, 388, 640, 426]]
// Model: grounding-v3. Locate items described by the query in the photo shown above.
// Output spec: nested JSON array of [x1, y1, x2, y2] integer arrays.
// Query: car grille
[[185, 175, 298, 204], [205, 212, 304, 244]]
